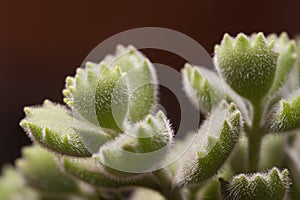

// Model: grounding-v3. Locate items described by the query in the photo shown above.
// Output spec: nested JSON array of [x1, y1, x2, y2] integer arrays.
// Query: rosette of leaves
[[15, 45, 177, 199], [181, 32, 299, 199], [1, 32, 300, 200]]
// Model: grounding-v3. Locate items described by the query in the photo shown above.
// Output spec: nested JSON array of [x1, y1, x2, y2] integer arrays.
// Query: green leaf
[[95, 66, 129, 133], [271, 90, 300, 132], [64, 45, 157, 132], [175, 102, 241, 187], [105, 45, 158, 123], [0, 165, 40, 200], [62, 157, 159, 190], [63, 62, 107, 125], [214, 33, 278, 103], [63, 157, 120, 188], [182, 63, 225, 114], [94, 111, 173, 180], [16, 145, 80, 197], [20, 100, 94, 156], [181, 63, 251, 125], [267, 32, 297, 93], [20, 100, 111, 156], [221, 167, 290, 200]]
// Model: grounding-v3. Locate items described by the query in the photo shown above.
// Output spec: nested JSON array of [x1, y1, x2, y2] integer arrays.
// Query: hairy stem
[[247, 101, 263, 172], [152, 168, 184, 200]]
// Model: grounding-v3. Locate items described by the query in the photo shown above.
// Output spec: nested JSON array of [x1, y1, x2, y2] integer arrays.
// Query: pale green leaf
[[64, 45, 157, 132], [63, 62, 106, 125], [95, 66, 129, 133], [16, 145, 80, 197], [105, 45, 157, 123], [94, 111, 173, 180], [20, 100, 110, 156], [62, 157, 159, 190], [0, 165, 40, 200]]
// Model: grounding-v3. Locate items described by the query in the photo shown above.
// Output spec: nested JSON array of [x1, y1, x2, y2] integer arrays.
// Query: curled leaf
[[20, 100, 96, 157], [175, 102, 242, 187], [182, 63, 225, 114], [94, 111, 173, 180]]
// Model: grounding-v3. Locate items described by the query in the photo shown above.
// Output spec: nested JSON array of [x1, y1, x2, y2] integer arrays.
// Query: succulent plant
[[1, 32, 300, 200]]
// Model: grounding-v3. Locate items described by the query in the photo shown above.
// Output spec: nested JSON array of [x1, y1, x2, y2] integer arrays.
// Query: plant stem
[[152, 168, 184, 200], [247, 101, 263, 172]]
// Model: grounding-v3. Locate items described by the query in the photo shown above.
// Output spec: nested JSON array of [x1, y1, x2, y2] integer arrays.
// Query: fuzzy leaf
[[20, 100, 111, 156], [63, 62, 107, 125], [175, 102, 241, 187], [0, 165, 40, 200], [95, 66, 129, 133], [64, 45, 157, 132], [20, 100, 95, 156], [16, 145, 80, 197], [62, 157, 159, 190], [214, 33, 278, 103], [63, 157, 121, 188], [267, 32, 297, 93], [271, 90, 300, 132], [94, 111, 173, 180], [181, 63, 251, 125], [182, 63, 225, 114], [105, 45, 157, 123], [221, 167, 289, 200]]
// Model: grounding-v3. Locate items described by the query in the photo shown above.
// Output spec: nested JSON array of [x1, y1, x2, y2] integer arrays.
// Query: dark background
[[1, 0, 300, 167]]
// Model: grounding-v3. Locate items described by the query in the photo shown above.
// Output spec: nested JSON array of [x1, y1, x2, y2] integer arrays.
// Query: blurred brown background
[[1, 0, 300, 167]]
